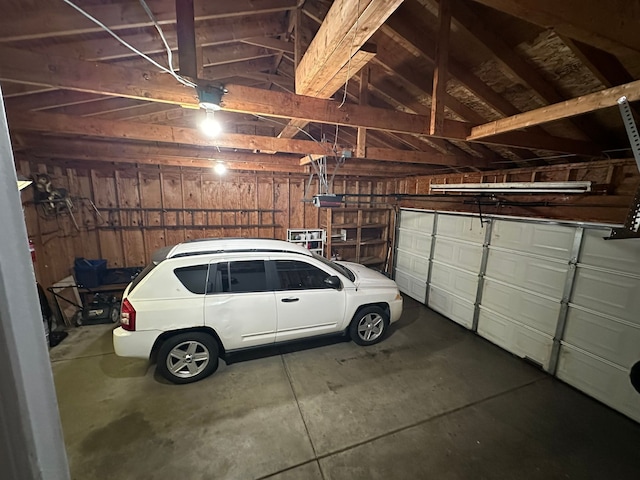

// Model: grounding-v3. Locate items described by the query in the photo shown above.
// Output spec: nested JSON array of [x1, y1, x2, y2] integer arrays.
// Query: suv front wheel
[[157, 332, 219, 384], [349, 306, 389, 346]]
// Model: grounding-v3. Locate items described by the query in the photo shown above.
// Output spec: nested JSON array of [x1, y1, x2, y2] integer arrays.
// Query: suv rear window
[[129, 262, 158, 292], [174, 265, 209, 294]]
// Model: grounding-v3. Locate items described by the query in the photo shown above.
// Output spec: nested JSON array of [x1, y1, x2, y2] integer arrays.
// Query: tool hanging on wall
[[32, 174, 104, 231]]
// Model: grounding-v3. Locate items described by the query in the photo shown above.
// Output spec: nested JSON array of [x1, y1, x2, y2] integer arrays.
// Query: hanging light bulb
[[200, 108, 222, 137], [213, 161, 227, 175]]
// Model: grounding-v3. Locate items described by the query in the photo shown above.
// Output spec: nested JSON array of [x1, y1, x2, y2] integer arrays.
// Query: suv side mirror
[[324, 275, 342, 289]]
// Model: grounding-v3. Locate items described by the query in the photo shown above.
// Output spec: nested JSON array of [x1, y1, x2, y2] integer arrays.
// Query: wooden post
[[430, 0, 451, 136]]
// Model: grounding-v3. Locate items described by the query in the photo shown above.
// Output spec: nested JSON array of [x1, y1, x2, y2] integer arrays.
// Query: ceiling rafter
[[277, 0, 403, 139], [466, 0, 640, 56], [469, 79, 640, 140], [0, 0, 298, 42], [448, 0, 607, 145]]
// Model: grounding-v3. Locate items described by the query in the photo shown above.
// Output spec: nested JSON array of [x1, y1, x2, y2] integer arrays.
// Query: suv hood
[[337, 261, 396, 288]]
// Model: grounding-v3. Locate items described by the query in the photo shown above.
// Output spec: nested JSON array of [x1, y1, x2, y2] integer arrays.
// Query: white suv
[[113, 238, 403, 384]]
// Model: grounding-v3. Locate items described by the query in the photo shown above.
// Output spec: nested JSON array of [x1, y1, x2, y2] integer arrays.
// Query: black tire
[[110, 305, 120, 323], [349, 306, 389, 346], [156, 332, 219, 384]]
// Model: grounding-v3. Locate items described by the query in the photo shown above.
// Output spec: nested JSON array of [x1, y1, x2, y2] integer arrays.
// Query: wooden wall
[[17, 159, 389, 289], [389, 159, 640, 225]]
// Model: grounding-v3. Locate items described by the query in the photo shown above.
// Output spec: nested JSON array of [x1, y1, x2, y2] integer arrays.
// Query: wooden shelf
[[322, 206, 395, 272]]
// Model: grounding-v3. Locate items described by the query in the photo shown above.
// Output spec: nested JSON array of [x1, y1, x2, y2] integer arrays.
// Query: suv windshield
[[311, 252, 355, 282]]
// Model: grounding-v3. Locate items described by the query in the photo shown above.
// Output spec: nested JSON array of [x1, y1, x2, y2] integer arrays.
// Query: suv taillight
[[121, 298, 136, 331]]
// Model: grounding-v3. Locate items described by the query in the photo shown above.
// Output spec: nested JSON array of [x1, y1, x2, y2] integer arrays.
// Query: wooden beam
[[299, 144, 488, 168], [430, 0, 451, 136], [20, 135, 427, 177], [175, 0, 197, 79], [357, 67, 370, 158], [295, 0, 403, 95], [359, 147, 490, 167], [8, 111, 336, 156], [276, 46, 377, 138], [466, 0, 640, 56], [201, 44, 275, 67], [201, 57, 276, 81], [20, 136, 303, 173], [0, 45, 198, 106], [468, 79, 640, 140], [0, 0, 298, 42], [28, 14, 287, 62], [0, 46, 599, 154], [241, 36, 294, 54]]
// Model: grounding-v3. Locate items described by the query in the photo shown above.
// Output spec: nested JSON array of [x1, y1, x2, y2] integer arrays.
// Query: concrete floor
[[51, 296, 640, 480]]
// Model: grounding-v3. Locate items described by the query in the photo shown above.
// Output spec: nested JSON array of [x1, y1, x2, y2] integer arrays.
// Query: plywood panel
[[257, 177, 275, 239], [116, 171, 146, 266], [273, 178, 289, 241], [182, 173, 204, 241], [139, 170, 165, 256], [91, 169, 124, 267]]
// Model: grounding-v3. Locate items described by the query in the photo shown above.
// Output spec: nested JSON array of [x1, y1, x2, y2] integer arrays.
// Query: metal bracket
[[607, 97, 640, 239]]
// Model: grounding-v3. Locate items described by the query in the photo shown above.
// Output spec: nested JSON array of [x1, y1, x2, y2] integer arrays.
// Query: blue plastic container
[[74, 258, 107, 288]]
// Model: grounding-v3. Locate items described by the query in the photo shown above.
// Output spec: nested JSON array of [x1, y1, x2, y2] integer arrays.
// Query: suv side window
[[211, 260, 268, 293], [174, 264, 209, 294], [275, 260, 331, 290]]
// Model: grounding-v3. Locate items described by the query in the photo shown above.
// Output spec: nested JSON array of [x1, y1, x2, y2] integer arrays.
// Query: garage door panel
[[572, 268, 640, 324], [394, 271, 427, 303], [579, 229, 640, 275], [398, 210, 434, 232], [433, 240, 483, 273], [564, 307, 640, 367], [436, 215, 485, 243], [557, 345, 640, 423], [395, 250, 429, 280], [481, 279, 559, 335], [430, 263, 478, 302], [491, 220, 575, 260], [397, 231, 431, 258], [477, 309, 553, 369], [428, 285, 474, 329], [486, 249, 567, 298]]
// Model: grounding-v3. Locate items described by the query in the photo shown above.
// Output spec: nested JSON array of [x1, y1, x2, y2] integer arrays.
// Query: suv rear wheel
[[349, 306, 389, 346], [157, 332, 219, 384]]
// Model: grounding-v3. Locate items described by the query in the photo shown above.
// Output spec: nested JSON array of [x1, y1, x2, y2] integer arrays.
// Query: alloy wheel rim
[[357, 313, 384, 341], [167, 340, 210, 378]]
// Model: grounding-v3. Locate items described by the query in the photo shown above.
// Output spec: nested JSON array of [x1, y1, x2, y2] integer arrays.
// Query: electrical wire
[[334, 0, 361, 152], [61, 0, 196, 89], [138, 0, 185, 84]]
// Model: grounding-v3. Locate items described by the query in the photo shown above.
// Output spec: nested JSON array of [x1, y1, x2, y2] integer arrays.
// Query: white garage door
[[478, 220, 577, 370], [557, 229, 640, 422], [429, 214, 485, 329], [394, 210, 434, 303], [394, 209, 640, 423]]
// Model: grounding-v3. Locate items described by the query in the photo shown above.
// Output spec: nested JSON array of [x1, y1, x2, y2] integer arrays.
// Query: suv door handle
[[281, 297, 299, 303]]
